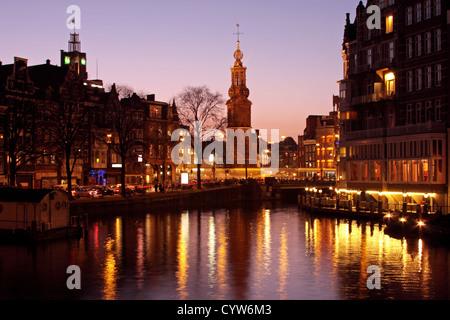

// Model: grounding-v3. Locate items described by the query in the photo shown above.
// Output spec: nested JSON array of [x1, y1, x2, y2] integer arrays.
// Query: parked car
[[91, 186, 115, 197], [72, 187, 92, 199], [53, 184, 79, 192]]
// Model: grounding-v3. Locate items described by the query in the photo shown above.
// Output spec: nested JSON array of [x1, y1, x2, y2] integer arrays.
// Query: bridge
[[262, 180, 336, 201]]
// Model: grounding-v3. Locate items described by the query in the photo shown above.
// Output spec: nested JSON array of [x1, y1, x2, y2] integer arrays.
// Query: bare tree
[[99, 85, 140, 197], [42, 74, 88, 194], [1, 96, 41, 187], [176, 85, 226, 189]]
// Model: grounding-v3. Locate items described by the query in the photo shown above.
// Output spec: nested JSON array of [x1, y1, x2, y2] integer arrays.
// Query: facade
[[338, 0, 449, 210], [278, 136, 298, 178], [0, 32, 183, 189], [298, 108, 339, 180]]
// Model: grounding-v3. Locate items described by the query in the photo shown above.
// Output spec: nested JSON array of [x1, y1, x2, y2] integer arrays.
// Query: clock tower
[[60, 32, 88, 80], [227, 31, 252, 130]]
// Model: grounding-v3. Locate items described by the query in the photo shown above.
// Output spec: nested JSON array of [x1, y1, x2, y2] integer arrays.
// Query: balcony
[[387, 122, 447, 136], [342, 122, 447, 142], [351, 91, 396, 105], [340, 91, 395, 110]]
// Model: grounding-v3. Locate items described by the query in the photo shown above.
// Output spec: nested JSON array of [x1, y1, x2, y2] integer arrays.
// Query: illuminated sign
[[181, 173, 189, 185]]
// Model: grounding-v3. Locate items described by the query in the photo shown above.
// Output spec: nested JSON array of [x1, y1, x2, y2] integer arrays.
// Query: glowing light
[[400, 218, 406, 223], [385, 72, 395, 81], [418, 221, 425, 227]]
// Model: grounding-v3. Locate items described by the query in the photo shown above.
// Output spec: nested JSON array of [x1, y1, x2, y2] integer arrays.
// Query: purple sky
[[1, 0, 361, 139]]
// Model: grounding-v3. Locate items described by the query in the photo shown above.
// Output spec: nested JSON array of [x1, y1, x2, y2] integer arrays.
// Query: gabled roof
[[0, 187, 56, 203]]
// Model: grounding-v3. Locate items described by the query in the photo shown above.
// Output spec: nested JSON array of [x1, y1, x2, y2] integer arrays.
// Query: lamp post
[[209, 153, 215, 181]]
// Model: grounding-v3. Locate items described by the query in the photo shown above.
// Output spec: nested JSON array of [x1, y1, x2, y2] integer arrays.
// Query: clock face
[[228, 88, 235, 97], [241, 88, 250, 97]]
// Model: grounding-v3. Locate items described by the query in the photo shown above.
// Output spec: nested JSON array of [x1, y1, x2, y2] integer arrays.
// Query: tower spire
[[227, 24, 252, 130], [233, 24, 244, 67], [234, 23, 243, 43]]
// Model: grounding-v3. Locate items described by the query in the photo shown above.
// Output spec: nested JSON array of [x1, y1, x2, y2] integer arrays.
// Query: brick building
[[338, 0, 449, 209]]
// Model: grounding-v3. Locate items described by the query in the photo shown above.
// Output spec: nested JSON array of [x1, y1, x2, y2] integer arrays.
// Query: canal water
[[1, 203, 450, 300]]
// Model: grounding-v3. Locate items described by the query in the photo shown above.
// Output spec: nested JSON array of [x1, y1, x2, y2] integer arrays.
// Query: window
[[407, 104, 413, 124], [385, 72, 395, 95], [416, 69, 423, 90], [425, 101, 433, 121], [425, 0, 432, 19], [425, 32, 432, 54], [435, 100, 442, 121], [416, 3, 422, 22], [407, 70, 414, 92], [406, 6, 413, 25], [407, 38, 413, 58], [367, 49, 372, 66], [386, 15, 394, 33], [435, 0, 441, 16], [425, 66, 432, 88], [389, 42, 395, 62], [435, 64, 442, 86], [435, 29, 442, 51], [416, 34, 422, 56], [416, 103, 423, 123]]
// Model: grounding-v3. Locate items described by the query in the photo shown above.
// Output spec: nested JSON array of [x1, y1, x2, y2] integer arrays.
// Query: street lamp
[[209, 153, 215, 181]]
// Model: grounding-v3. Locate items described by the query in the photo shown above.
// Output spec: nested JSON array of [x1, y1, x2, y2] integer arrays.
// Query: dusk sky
[[1, 0, 360, 139]]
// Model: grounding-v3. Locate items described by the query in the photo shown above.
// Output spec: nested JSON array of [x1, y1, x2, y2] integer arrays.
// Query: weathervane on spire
[[234, 24, 243, 42]]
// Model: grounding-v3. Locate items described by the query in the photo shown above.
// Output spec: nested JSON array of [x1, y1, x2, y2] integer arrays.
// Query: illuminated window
[[386, 15, 394, 33], [81, 58, 86, 65], [64, 56, 71, 64], [385, 72, 395, 95]]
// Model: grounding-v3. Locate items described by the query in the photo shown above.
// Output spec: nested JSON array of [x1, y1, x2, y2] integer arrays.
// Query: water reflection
[[1, 205, 450, 300], [176, 211, 189, 300]]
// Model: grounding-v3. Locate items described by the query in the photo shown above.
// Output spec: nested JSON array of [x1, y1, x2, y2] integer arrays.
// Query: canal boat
[[384, 210, 450, 242], [0, 187, 83, 243]]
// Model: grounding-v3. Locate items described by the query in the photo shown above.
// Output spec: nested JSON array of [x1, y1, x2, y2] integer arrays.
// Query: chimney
[[147, 94, 155, 101], [46, 59, 51, 65]]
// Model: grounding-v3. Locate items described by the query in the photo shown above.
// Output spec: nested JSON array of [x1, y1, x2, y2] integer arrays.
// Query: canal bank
[[70, 183, 263, 217]]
